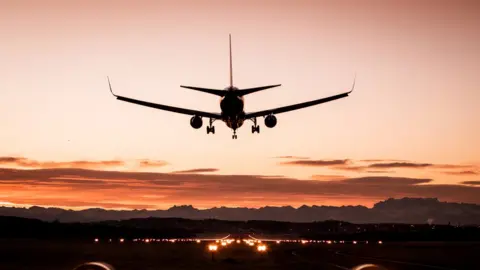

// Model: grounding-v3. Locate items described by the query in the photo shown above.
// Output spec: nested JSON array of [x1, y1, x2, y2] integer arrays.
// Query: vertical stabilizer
[[229, 34, 233, 87]]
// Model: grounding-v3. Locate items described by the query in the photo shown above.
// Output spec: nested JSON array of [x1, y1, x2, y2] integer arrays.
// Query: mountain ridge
[[1, 198, 479, 224]]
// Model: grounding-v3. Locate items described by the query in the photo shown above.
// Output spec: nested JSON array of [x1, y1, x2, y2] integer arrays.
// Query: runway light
[[221, 242, 227, 246], [276, 241, 281, 244], [378, 241, 383, 244], [301, 240, 308, 244], [353, 241, 357, 244], [257, 245, 267, 252], [119, 238, 124, 243], [196, 240, 201, 243], [208, 244, 218, 251], [236, 240, 240, 244], [145, 239, 150, 243], [94, 238, 99, 243]]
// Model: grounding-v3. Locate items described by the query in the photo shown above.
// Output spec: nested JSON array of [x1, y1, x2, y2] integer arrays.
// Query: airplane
[[107, 34, 355, 139]]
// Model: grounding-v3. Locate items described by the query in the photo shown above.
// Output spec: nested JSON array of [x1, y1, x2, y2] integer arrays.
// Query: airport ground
[[0, 239, 478, 270]]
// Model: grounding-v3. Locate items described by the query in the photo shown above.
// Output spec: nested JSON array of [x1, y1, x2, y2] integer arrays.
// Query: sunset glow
[[0, 0, 478, 210]]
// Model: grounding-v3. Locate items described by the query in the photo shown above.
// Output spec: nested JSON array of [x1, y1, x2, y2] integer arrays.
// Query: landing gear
[[249, 117, 260, 134], [206, 118, 215, 134], [232, 129, 237, 139]]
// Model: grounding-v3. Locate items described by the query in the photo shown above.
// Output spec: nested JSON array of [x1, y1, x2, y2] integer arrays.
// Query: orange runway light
[[208, 244, 218, 251], [257, 244, 267, 252]]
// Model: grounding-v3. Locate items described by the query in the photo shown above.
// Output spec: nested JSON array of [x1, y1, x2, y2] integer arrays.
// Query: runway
[[0, 239, 478, 270]]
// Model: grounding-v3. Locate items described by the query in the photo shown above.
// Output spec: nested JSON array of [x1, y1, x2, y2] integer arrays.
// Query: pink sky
[[0, 0, 478, 209]]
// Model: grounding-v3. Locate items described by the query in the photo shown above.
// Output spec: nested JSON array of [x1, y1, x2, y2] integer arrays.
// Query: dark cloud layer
[[0, 167, 479, 209]]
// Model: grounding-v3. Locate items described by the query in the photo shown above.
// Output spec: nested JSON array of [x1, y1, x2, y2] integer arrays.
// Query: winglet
[[348, 74, 356, 93], [107, 76, 117, 97]]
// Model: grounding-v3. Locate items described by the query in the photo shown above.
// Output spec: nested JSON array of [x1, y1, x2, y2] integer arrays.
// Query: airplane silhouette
[[107, 35, 355, 139]]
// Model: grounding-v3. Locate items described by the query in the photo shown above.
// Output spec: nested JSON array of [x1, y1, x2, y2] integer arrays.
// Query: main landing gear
[[232, 129, 237, 139], [250, 117, 260, 134], [206, 118, 215, 134]]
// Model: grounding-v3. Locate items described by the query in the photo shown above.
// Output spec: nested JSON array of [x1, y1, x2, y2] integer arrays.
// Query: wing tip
[[107, 76, 117, 97], [348, 74, 356, 94]]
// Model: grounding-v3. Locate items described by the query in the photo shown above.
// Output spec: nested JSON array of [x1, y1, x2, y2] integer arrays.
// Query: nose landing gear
[[232, 129, 237, 139]]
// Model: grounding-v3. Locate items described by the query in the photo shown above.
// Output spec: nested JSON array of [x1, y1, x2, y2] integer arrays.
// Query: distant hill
[[1, 198, 479, 225]]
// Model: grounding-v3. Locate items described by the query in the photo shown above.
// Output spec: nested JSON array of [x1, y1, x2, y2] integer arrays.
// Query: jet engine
[[190, 115, 203, 129], [264, 114, 277, 128]]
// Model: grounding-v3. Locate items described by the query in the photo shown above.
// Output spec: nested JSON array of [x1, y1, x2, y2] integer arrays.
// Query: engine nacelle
[[190, 115, 203, 129], [264, 114, 277, 128]]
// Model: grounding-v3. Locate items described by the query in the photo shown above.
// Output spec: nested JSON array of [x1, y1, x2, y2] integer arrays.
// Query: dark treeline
[[1, 215, 480, 241]]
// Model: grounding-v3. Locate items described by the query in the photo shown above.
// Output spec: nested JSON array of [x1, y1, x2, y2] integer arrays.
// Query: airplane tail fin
[[229, 34, 233, 87]]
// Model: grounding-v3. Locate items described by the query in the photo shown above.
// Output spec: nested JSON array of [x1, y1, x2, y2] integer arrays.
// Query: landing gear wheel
[[206, 126, 215, 134], [251, 125, 260, 133], [232, 135, 237, 139], [206, 118, 215, 134]]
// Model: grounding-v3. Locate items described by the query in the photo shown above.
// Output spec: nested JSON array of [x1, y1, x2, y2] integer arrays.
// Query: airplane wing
[[108, 77, 222, 119], [244, 78, 355, 119]]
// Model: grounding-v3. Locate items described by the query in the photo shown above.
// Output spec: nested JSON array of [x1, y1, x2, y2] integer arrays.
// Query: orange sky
[[0, 0, 479, 210]]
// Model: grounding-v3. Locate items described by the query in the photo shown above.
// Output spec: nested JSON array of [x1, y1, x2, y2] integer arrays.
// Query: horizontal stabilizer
[[237, 84, 281, 96], [180, 85, 226, 96]]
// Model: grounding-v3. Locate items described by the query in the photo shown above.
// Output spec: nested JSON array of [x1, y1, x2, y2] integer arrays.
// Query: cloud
[[368, 162, 432, 168], [0, 156, 173, 170], [310, 175, 346, 181], [274, 156, 310, 160], [366, 170, 396, 174], [171, 168, 219, 174], [329, 165, 367, 172], [278, 157, 478, 175], [0, 156, 124, 169], [279, 159, 349, 166], [461, 181, 480, 186], [0, 168, 479, 209], [138, 159, 168, 168], [360, 159, 407, 163], [443, 170, 478, 175]]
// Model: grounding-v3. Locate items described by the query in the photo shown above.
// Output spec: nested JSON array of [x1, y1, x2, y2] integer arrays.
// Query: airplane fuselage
[[220, 87, 245, 130]]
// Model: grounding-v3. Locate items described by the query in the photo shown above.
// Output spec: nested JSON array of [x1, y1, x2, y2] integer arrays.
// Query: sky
[[0, 0, 479, 210]]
